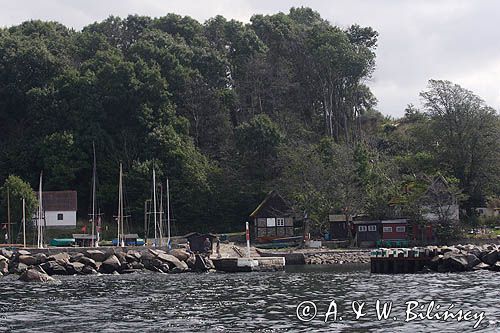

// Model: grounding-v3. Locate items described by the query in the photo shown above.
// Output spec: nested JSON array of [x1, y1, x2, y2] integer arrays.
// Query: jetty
[[370, 244, 500, 274], [370, 248, 431, 274]]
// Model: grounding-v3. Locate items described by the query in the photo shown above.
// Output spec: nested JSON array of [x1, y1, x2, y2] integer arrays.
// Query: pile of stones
[[427, 244, 500, 272], [305, 251, 370, 265], [0, 248, 214, 282]]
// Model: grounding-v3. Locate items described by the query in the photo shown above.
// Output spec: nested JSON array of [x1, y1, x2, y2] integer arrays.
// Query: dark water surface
[[0, 265, 498, 332]]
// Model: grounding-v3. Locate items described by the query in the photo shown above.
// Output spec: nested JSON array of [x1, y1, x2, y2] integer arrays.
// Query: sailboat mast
[[159, 184, 163, 247], [120, 164, 124, 247], [92, 142, 96, 247], [22, 198, 26, 248], [153, 169, 157, 246], [167, 178, 171, 247], [7, 187, 10, 245], [37, 172, 43, 248], [117, 163, 123, 247]]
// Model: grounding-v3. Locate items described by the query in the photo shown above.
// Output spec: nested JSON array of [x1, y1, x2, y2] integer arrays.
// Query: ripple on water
[[0, 267, 498, 332]]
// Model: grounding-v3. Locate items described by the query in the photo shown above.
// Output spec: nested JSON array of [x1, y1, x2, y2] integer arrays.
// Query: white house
[[37, 191, 77, 228]]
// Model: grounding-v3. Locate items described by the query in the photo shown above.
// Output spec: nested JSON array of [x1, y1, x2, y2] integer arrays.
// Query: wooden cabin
[[327, 214, 352, 240], [250, 191, 296, 243], [380, 219, 408, 246], [184, 232, 218, 254], [353, 220, 381, 247]]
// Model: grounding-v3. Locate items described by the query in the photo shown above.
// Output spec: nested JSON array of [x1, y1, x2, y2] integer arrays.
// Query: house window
[[396, 226, 406, 233], [383, 226, 393, 233], [266, 218, 276, 227], [358, 226, 367, 232], [276, 218, 285, 227], [368, 225, 377, 232], [57, 213, 64, 221]]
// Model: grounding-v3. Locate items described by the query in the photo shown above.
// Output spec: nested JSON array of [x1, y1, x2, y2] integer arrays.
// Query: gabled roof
[[42, 191, 77, 211], [250, 190, 293, 218]]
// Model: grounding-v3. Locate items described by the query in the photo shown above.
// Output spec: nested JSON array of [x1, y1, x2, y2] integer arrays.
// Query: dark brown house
[[184, 232, 218, 254], [250, 190, 296, 242], [353, 220, 381, 247]]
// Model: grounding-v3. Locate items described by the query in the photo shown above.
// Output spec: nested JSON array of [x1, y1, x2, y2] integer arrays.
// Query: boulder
[[18, 255, 38, 266], [41, 261, 67, 275], [17, 249, 31, 256], [0, 260, 9, 275], [100, 255, 121, 274], [48, 253, 70, 265], [131, 262, 144, 270], [16, 262, 29, 274], [490, 262, 500, 272], [1, 249, 13, 259], [82, 266, 98, 275], [70, 253, 85, 262], [185, 255, 196, 269], [115, 252, 127, 265], [481, 250, 498, 266], [19, 269, 55, 282], [78, 256, 97, 269], [85, 250, 106, 262], [193, 254, 210, 272], [66, 262, 85, 275], [465, 254, 481, 270], [34, 253, 47, 264], [125, 254, 138, 263], [159, 264, 170, 273], [169, 249, 190, 262], [0, 254, 8, 262], [442, 252, 468, 272], [157, 253, 184, 270], [127, 250, 141, 260], [472, 262, 491, 271]]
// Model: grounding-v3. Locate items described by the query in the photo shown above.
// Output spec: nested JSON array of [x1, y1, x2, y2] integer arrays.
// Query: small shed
[[184, 232, 218, 254], [327, 214, 352, 240], [72, 234, 96, 247], [353, 220, 381, 247], [250, 190, 296, 242]]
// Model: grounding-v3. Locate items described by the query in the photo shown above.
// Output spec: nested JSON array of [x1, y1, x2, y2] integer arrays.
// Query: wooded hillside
[[0, 8, 498, 236]]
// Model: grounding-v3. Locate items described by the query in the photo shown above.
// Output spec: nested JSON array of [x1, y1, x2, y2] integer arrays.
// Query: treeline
[[0, 8, 498, 237]]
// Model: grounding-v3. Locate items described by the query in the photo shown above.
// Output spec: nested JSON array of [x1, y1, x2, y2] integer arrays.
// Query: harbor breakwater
[[0, 247, 213, 282], [371, 243, 500, 274]]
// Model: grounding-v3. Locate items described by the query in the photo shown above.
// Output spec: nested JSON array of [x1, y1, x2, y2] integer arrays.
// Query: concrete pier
[[370, 248, 431, 274], [212, 257, 285, 272]]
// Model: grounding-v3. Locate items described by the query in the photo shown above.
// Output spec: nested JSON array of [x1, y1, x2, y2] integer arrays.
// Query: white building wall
[[44, 210, 77, 227]]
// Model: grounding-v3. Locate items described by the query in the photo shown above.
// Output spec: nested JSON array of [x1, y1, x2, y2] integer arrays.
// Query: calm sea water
[[0, 265, 498, 332]]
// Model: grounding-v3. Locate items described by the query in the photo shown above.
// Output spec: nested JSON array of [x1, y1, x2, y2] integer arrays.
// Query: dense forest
[[0, 8, 499, 238]]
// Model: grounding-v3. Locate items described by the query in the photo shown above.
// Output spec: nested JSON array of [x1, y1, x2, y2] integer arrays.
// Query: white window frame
[[368, 225, 377, 232], [276, 218, 285, 227], [383, 226, 393, 233], [266, 218, 276, 227], [396, 226, 406, 233], [358, 225, 367, 232]]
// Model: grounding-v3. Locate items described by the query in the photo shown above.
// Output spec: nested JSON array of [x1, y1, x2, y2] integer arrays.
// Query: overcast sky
[[1, 0, 499, 117]]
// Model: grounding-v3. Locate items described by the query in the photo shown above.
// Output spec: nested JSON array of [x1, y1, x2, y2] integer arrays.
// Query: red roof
[[41, 191, 77, 211]]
